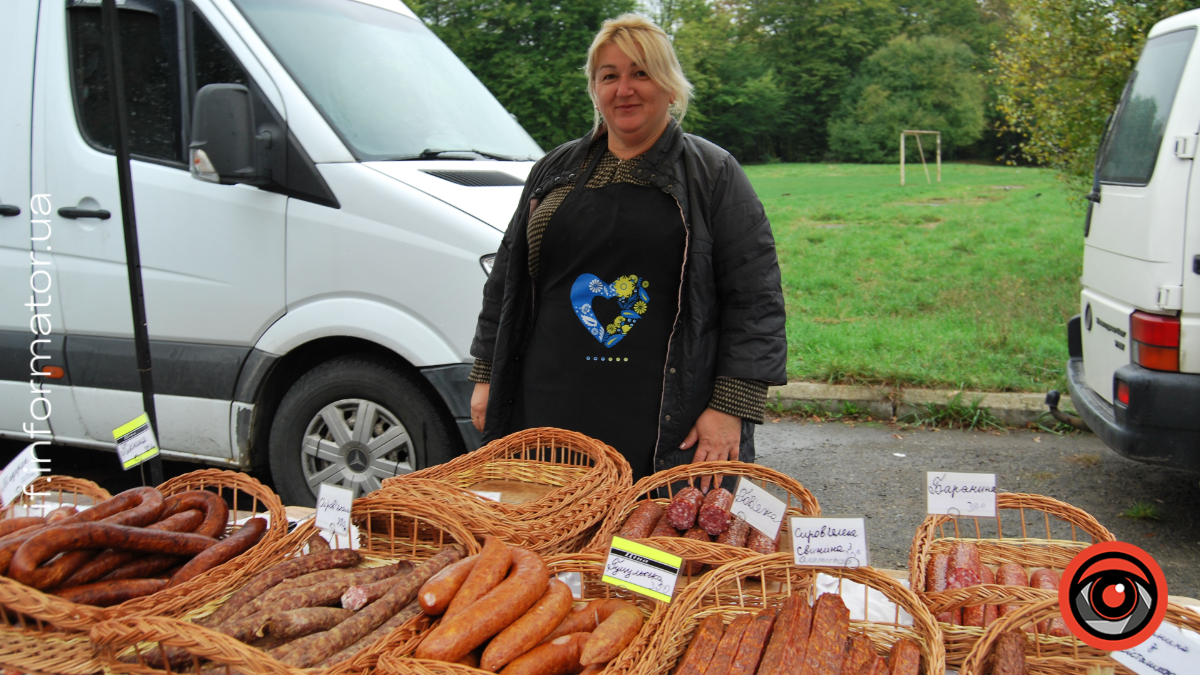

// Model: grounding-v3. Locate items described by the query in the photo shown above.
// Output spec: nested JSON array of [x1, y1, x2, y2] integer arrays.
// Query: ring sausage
[[166, 517, 267, 588], [981, 565, 998, 627], [420, 554, 478, 615], [0, 517, 45, 538], [101, 554, 181, 582], [482, 579, 574, 672], [52, 578, 167, 606], [61, 509, 205, 587], [160, 490, 229, 539], [45, 506, 77, 522], [444, 536, 513, 619]]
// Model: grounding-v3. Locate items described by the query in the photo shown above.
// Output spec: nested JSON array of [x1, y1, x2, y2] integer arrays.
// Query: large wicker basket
[[90, 499, 484, 675], [585, 461, 820, 570], [376, 552, 667, 675], [629, 554, 942, 675], [0, 470, 286, 675], [907, 492, 1114, 669], [959, 596, 1200, 675], [377, 428, 632, 554]]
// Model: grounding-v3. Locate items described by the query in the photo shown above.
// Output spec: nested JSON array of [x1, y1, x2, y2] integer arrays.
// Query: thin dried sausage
[[160, 490, 229, 539], [444, 535, 513, 619], [499, 632, 589, 675], [268, 607, 354, 639], [698, 488, 733, 536], [716, 517, 750, 547], [420, 555, 478, 615], [483, 579, 574, 672], [798, 593, 849, 675], [166, 517, 267, 588], [672, 613, 725, 675], [52, 578, 167, 606], [667, 487, 704, 530], [318, 600, 423, 668], [885, 638, 919, 675], [726, 608, 776, 675], [201, 549, 362, 627], [618, 502, 664, 539], [580, 604, 643, 666]]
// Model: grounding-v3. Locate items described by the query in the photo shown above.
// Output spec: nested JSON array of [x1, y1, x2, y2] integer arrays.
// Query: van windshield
[[1099, 28, 1195, 185], [231, 0, 543, 162]]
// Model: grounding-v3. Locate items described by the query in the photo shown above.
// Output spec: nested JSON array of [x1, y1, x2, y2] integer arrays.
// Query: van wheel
[[267, 355, 455, 506]]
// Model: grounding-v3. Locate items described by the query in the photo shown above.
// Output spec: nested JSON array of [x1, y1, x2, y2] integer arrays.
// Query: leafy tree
[[994, 0, 1200, 178], [409, 0, 636, 151], [827, 35, 985, 163]]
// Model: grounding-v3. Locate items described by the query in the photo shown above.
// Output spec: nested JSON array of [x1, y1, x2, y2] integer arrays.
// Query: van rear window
[[1100, 28, 1195, 186]]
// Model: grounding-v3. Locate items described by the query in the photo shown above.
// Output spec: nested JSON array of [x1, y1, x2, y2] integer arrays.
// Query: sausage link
[[681, 527, 711, 577], [1029, 570, 1069, 636], [483, 578, 574, 671], [101, 554, 181, 581], [996, 562, 1029, 625], [499, 632, 589, 675], [230, 561, 410, 623], [542, 599, 630, 644], [672, 613, 725, 675], [273, 560, 412, 596], [203, 549, 361, 627], [459, 651, 482, 669], [268, 607, 354, 639], [343, 570, 417, 611], [927, 553, 959, 625], [797, 593, 849, 675], [580, 604, 644, 666], [746, 528, 778, 555], [698, 489, 733, 536], [980, 565, 998, 627], [650, 514, 681, 538], [885, 638, 920, 675], [60, 509, 204, 587], [0, 517, 46, 538], [758, 595, 805, 675], [948, 543, 983, 627], [420, 555, 478, 615], [726, 608, 776, 675], [280, 545, 464, 667], [10, 523, 215, 590], [444, 535, 513, 619], [705, 613, 752, 675], [46, 506, 77, 522], [618, 502, 665, 539], [415, 547, 549, 663], [666, 487, 704, 530], [52, 578, 167, 606], [166, 517, 267, 588], [319, 600, 423, 668], [717, 517, 750, 547], [161, 490, 229, 539], [992, 631, 1027, 675], [839, 634, 875, 675]]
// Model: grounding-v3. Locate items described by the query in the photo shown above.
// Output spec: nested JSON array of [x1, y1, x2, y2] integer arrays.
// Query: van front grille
[[420, 170, 525, 187]]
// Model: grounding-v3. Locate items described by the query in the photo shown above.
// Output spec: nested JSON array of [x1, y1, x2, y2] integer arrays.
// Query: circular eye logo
[[1060, 542, 1167, 650]]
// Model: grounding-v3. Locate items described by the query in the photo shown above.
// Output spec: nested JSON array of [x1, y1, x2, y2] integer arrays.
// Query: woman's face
[[594, 43, 673, 148]]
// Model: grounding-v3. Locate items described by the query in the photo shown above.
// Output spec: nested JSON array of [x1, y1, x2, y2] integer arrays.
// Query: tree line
[[409, 0, 1200, 172]]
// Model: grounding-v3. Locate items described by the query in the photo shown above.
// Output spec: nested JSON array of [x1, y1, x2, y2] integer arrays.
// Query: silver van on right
[[1061, 9, 1200, 472]]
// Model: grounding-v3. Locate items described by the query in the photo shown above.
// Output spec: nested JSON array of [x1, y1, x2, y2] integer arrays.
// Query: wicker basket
[[0, 470, 285, 675], [907, 492, 1114, 669], [629, 553, 941, 675], [959, 597, 1200, 675], [376, 552, 667, 675], [90, 500, 484, 675], [377, 428, 633, 554], [584, 462, 820, 571]]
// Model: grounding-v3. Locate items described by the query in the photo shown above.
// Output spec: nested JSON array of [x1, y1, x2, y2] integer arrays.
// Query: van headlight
[[480, 254, 497, 277]]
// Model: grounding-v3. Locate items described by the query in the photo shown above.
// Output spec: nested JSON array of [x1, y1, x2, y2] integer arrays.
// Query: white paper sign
[[790, 517, 869, 568], [472, 491, 502, 502], [0, 445, 43, 508], [926, 472, 996, 517], [1113, 621, 1200, 675], [555, 571, 583, 598], [112, 413, 160, 470], [315, 483, 354, 535], [732, 477, 786, 540]]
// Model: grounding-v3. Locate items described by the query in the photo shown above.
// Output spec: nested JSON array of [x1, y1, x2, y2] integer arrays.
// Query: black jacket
[[471, 120, 787, 472]]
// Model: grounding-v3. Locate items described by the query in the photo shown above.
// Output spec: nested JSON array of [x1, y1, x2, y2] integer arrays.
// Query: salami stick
[[650, 514, 681, 538], [948, 543, 984, 627], [698, 488, 733, 536], [996, 562, 1030, 626], [980, 565, 998, 627], [1029, 570, 1069, 636], [201, 549, 361, 627], [705, 614, 753, 675], [319, 600, 423, 668], [727, 608, 776, 675], [928, 553, 959, 625], [745, 528, 779, 555], [667, 487, 705, 530], [717, 517, 750, 547], [619, 502, 665, 539], [798, 593, 849, 675], [672, 614, 724, 675], [281, 545, 463, 667], [681, 527, 711, 576]]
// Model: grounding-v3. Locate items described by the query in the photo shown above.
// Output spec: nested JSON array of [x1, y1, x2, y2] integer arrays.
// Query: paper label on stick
[[602, 536, 681, 603], [555, 571, 583, 598], [112, 413, 160, 470], [471, 491, 502, 502], [1113, 622, 1200, 675], [926, 471, 996, 517], [790, 517, 869, 568], [732, 476, 786, 539], [0, 445, 44, 508], [315, 483, 353, 535]]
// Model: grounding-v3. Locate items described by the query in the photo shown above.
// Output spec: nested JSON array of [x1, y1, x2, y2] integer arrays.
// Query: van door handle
[[0, 205, 19, 217], [58, 207, 111, 220]]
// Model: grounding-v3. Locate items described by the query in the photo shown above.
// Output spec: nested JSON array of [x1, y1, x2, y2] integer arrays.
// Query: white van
[[0, 0, 542, 504], [1062, 9, 1200, 472]]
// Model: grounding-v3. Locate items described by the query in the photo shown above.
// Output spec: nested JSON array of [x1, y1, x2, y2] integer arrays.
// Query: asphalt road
[[3, 417, 1197, 596]]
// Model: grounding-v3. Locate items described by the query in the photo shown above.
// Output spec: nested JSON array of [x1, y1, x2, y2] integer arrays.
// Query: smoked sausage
[[839, 634, 875, 675], [672, 613, 724, 675], [204, 549, 361, 626], [667, 487, 705, 530], [717, 517, 750, 548], [996, 562, 1029, 625], [498, 632, 589, 675], [650, 514, 681, 538], [160, 490, 229, 539], [483, 579, 574, 671], [726, 608, 776, 675], [61, 509, 204, 587], [52, 578, 167, 606], [698, 488, 733, 536], [101, 554, 181, 582], [705, 613, 752, 675], [885, 638, 920, 675], [444, 536, 513, 619], [619, 502, 665, 539], [0, 517, 45, 538], [166, 517, 267, 588], [420, 555, 478, 615], [343, 571, 416, 611], [318, 600, 423, 668], [580, 604, 643, 666], [798, 593, 849, 675], [1029, 570, 1069, 636], [267, 607, 354, 639], [542, 599, 630, 644], [45, 506, 77, 522], [927, 553, 959, 625], [992, 631, 1027, 675]]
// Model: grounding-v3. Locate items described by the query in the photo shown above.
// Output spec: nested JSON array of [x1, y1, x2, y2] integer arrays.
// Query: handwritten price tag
[[733, 477, 786, 540], [315, 483, 353, 535], [790, 517, 869, 568], [112, 413, 160, 470], [602, 536, 681, 603], [1113, 621, 1200, 675], [0, 445, 43, 508], [926, 472, 996, 517]]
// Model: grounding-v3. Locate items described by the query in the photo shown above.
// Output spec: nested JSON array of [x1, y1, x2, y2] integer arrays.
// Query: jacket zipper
[[651, 193, 689, 470]]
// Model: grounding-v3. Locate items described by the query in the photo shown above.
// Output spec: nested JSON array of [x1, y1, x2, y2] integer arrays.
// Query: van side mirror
[[190, 84, 267, 185]]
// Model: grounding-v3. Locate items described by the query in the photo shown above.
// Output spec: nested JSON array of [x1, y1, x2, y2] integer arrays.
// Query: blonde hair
[[585, 14, 692, 132]]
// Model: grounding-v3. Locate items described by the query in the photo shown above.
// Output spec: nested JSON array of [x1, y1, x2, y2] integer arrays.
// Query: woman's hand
[[680, 407, 741, 491], [471, 382, 490, 432]]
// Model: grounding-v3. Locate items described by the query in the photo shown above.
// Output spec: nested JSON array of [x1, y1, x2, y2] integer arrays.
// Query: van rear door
[[1081, 26, 1199, 401]]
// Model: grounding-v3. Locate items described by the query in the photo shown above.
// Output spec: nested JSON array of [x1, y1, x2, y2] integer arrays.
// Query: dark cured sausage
[[698, 489, 733, 536], [717, 516, 750, 547], [839, 634, 875, 675], [992, 631, 1027, 675], [798, 593, 849, 675], [415, 547, 548, 663], [319, 600, 423, 667], [927, 553, 959, 625], [996, 563, 1029, 625], [778, 594, 814, 675], [672, 613, 724, 675], [745, 528, 778, 555], [10, 523, 215, 590], [885, 638, 920, 675], [52, 578, 167, 606], [61, 509, 204, 587], [705, 613, 752, 675], [758, 595, 804, 675], [444, 536, 513, 619], [681, 527, 711, 576], [102, 554, 180, 581], [1029, 570, 1069, 637], [281, 545, 464, 667], [727, 608, 776, 675], [482, 579, 574, 672], [667, 487, 705, 530], [948, 543, 983, 627], [0, 517, 45, 538], [160, 490, 229, 539], [166, 517, 267, 588], [619, 502, 665, 539], [650, 514, 681, 538]]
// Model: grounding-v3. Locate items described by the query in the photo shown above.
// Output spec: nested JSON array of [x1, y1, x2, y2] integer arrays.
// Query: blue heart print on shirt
[[571, 273, 651, 348]]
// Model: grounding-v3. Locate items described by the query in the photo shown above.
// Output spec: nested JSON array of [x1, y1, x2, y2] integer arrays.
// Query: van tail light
[[1116, 380, 1130, 406], [1130, 311, 1180, 372]]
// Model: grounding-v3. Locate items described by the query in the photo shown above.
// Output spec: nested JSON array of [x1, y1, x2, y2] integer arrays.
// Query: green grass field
[[745, 162, 1083, 392]]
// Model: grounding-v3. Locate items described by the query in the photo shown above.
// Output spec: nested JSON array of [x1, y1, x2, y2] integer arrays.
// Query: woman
[[468, 14, 786, 483]]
